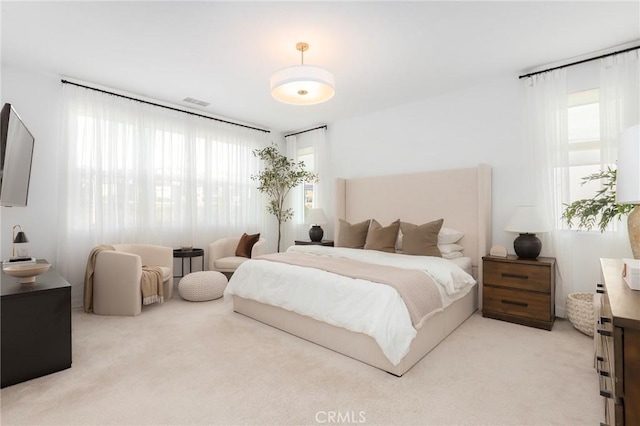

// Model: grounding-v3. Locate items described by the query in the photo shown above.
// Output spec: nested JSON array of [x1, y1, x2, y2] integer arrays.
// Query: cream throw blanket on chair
[[84, 245, 164, 313]]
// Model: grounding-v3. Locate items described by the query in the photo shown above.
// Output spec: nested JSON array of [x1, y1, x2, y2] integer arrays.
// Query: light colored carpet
[[1, 295, 602, 425]]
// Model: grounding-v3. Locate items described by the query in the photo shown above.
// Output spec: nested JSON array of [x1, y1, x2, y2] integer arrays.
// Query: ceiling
[[2, 1, 639, 133]]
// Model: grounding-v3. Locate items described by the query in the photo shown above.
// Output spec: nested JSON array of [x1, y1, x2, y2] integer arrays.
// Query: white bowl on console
[[3, 263, 51, 284]]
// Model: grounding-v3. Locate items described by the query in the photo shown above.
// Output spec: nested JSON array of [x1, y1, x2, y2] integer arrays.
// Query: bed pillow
[[442, 251, 464, 260], [364, 219, 400, 253], [400, 219, 443, 257], [438, 243, 464, 254], [336, 219, 371, 249], [235, 232, 260, 258], [438, 227, 464, 244]]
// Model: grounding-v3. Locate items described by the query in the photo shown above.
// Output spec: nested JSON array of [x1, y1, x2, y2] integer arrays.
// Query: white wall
[[1, 65, 62, 264], [326, 76, 532, 251]]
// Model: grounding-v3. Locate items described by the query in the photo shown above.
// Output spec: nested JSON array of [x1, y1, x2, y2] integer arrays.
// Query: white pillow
[[397, 227, 465, 250], [438, 243, 464, 254], [442, 251, 464, 259], [396, 229, 404, 251], [438, 227, 464, 244]]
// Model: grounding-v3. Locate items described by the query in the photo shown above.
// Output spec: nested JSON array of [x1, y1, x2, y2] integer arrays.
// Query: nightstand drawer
[[483, 286, 552, 322], [483, 261, 550, 293]]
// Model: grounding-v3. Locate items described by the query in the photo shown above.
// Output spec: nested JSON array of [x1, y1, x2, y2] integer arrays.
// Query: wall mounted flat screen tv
[[0, 103, 35, 207]]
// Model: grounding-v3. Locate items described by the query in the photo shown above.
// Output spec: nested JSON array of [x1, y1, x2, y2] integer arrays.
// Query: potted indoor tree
[[252, 144, 318, 252]]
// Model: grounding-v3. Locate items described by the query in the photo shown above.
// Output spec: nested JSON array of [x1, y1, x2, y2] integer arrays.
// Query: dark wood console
[[597, 259, 640, 426], [1, 260, 72, 388]]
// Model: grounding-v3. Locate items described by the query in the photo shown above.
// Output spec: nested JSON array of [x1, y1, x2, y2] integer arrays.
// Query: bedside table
[[482, 255, 556, 330], [294, 240, 334, 247]]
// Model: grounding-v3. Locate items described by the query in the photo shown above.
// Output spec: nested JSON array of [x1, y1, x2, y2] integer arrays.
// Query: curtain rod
[[518, 45, 640, 80], [284, 125, 327, 138], [61, 79, 271, 133]]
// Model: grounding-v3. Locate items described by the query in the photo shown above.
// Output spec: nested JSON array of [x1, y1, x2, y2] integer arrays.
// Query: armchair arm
[[251, 238, 268, 258], [208, 237, 240, 270], [117, 244, 172, 269], [115, 244, 173, 299], [93, 251, 143, 316]]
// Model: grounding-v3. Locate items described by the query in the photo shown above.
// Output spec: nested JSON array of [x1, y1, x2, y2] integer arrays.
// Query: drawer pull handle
[[501, 299, 528, 308], [599, 389, 612, 399], [600, 316, 612, 324], [596, 355, 604, 362], [501, 273, 529, 280], [597, 327, 612, 337], [596, 283, 604, 288], [598, 370, 613, 399], [596, 288, 605, 294], [599, 369, 610, 377]]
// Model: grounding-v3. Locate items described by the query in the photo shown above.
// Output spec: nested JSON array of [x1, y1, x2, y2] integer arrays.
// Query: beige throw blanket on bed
[[84, 245, 164, 313], [257, 252, 443, 329]]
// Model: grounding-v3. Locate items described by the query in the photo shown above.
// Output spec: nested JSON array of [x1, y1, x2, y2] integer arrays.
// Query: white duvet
[[224, 245, 476, 366]]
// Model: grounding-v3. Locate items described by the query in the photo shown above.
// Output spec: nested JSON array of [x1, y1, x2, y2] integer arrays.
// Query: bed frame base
[[232, 287, 477, 376]]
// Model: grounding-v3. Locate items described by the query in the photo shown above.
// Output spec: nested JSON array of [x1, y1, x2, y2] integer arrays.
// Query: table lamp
[[12, 225, 30, 259], [305, 208, 328, 242], [616, 124, 640, 259], [504, 206, 550, 259]]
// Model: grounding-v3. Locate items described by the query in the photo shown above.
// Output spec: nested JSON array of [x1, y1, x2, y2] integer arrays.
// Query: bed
[[226, 164, 492, 376]]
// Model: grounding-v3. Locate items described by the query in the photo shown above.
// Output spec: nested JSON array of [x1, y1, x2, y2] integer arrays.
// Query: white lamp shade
[[305, 208, 328, 225], [616, 124, 640, 204], [270, 65, 335, 105], [505, 206, 550, 234]]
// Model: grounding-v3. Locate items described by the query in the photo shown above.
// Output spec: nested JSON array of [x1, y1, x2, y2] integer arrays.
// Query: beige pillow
[[400, 219, 444, 257], [336, 219, 371, 249], [235, 232, 260, 258], [365, 219, 400, 253]]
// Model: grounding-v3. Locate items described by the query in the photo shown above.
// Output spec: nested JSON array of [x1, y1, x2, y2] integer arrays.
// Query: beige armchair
[[93, 244, 173, 316], [208, 236, 267, 275]]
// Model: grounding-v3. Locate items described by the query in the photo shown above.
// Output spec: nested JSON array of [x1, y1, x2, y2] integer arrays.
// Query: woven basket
[[566, 292, 595, 337]]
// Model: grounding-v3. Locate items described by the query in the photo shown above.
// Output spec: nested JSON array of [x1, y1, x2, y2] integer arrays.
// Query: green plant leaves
[[561, 166, 634, 232]]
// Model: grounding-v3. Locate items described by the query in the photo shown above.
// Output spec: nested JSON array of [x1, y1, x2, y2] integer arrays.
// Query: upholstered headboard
[[335, 164, 492, 306]]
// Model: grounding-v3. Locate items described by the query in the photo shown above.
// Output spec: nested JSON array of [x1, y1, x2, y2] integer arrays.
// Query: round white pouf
[[178, 271, 228, 302]]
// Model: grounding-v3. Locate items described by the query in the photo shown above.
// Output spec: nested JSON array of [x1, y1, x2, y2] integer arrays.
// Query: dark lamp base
[[309, 225, 324, 242], [513, 233, 542, 259]]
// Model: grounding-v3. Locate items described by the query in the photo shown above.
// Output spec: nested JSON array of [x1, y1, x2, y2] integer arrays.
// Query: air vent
[[183, 97, 210, 107]]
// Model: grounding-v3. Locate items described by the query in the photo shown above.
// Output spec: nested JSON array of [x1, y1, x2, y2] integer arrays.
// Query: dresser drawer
[[483, 285, 551, 321], [604, 396, 624, 426], [484, 261, 550, 293]]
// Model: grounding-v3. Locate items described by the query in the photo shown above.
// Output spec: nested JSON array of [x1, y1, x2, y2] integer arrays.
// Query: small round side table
[[173, 248, 205, 278]]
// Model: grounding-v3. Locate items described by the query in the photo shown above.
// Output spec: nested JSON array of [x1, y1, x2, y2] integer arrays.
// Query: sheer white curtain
[[525, 68, 574, 316], [57, 84, 270, 306], [600, 50, 640, 258], [310, 127, 329, 215], [526, 49, 640, 317], [283, 135, 301, 251], [281, 128, 328, 250]]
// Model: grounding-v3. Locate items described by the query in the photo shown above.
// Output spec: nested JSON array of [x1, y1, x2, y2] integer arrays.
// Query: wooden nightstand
[[294, 240, 334, 247], [482, 255, 556, 330]]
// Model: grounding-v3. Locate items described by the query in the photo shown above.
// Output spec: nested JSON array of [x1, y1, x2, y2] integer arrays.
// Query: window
[[61, 83, 269, 243], [567, 88, 601, 207], [297, 146, 315, 221]]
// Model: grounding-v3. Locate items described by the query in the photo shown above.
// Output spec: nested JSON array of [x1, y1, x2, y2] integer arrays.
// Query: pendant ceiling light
[[270, 42, 335, 105]]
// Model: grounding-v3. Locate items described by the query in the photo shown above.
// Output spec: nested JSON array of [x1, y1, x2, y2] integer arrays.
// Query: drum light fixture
[[270, 42, 335, 105]]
